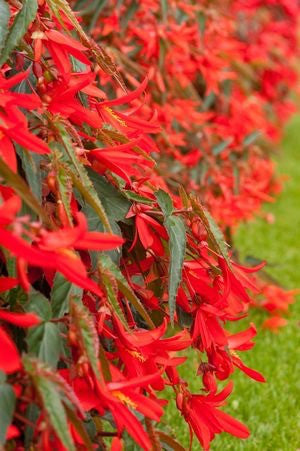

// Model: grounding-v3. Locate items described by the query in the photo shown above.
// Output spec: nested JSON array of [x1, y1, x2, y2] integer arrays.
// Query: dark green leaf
[[121, 0, 138, 31], [212, 138, 232, 156], [35, 377, 75, 450], [56, 123, 112, 232], [51, 272, 83, 318], [0, 0, 10, 57], [24, 403, 39, 448], [165, 216, 186, 325], [17, 147, 43, 202], [65, 405, 94, 451], [99, 254, 155, 329], [0, 157, 51, 227], [26, 288, 51, 321], [155, 189, 173, 217], [0, 383, 16, 445], [0, 0, 38, 65], [27, 322, 62, 368]]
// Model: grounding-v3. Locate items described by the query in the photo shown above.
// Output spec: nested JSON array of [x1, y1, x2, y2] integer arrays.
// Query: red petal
[[0, 277, 18, 292], [98, 76, 148, 107], [0, 310, 40, 327], [214, 409, 250, 439], [0, 326, 21, 373]]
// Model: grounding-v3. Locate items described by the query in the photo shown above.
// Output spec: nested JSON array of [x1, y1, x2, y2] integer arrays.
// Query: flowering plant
[[0, 0, 297, 449]]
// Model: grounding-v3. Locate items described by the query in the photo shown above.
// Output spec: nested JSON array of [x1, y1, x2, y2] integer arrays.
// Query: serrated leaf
[[0, 0, 38, 65], [56, 123, 112, 232], [99, 254, 155, 329], [190, 196, 231, 266], [26, 288, 52, 321], [35, 376, 75, 450], [155, 189, 173, 217], [0, 383, 16, 445], [0, 157, 51, 226], [51, 273, 83, 318], [70, 300, 100, 378], [65, 404, 94, 451], [98, 261, 129, 331], [0, 0, 10, 57], [122, 190, 154, 205], [27, 322, 62, 368], [165, 216, 186, 325]]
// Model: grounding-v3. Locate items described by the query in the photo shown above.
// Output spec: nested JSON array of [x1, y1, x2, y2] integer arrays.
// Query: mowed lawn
[[162, 115, 300, 450]]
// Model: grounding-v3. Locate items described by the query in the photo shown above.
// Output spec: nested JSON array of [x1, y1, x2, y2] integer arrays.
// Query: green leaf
[[0, 383, 16, 445], [0, 157, 51, 227], [87, 169, 131, 224], [160, 0, 168, 22], [51, 273, 83, 318], [65, 404, 94, 451], [26, 288, 52, 321], [0, 0, 38, 65], [56, 123, 112, 232], [155, 189, 173, 217], [190, 196, 231, 266], [98, 260, 129, 330], [57, 166, 73, 225], [35, 376, 75, 450], [0, 0, 10, 57], [243, 130, 262, 147], [121, 0, 138, 31], [70, 300, 100, 378], [122, 190, 154, 205], [165, 216, 186, 325], [27, 322, 62, 368], [212, 138, 232, 156], [98, 254, 155, 329], [17, 149, 43, 203], [87, 0, 107, 32]]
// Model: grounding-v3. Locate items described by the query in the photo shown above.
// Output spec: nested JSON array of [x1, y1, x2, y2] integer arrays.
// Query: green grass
[[163, 116, 300, 450]]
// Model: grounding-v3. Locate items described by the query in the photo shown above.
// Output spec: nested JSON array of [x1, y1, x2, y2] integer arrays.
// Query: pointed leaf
[[0, 0, 38, 65], [165, 216, 186, 325], [0, 157, 51, 227], [27, 322, 62, 368], [56, 123, 112, 232], [155, 189, 173, 217], [35, 376, 75, 450], [51, 272, 83, 318], [99, 254, 155, 329], [0, 383, 16, 445], [26, 288, 52, 321], [0, 0, 10, 57], [70, 299, 100, 378], [190, 196, 231, 266]]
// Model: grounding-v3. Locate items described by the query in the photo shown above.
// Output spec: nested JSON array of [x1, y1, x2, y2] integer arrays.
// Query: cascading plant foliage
[[0, 0, 298, 449]]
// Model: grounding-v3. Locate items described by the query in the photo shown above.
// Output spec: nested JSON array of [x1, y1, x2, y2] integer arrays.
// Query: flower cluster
[[0, 0, 297, 450]]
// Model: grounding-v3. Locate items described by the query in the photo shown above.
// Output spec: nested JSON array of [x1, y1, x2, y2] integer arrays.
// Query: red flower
[[178, 381, 249, 450]]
